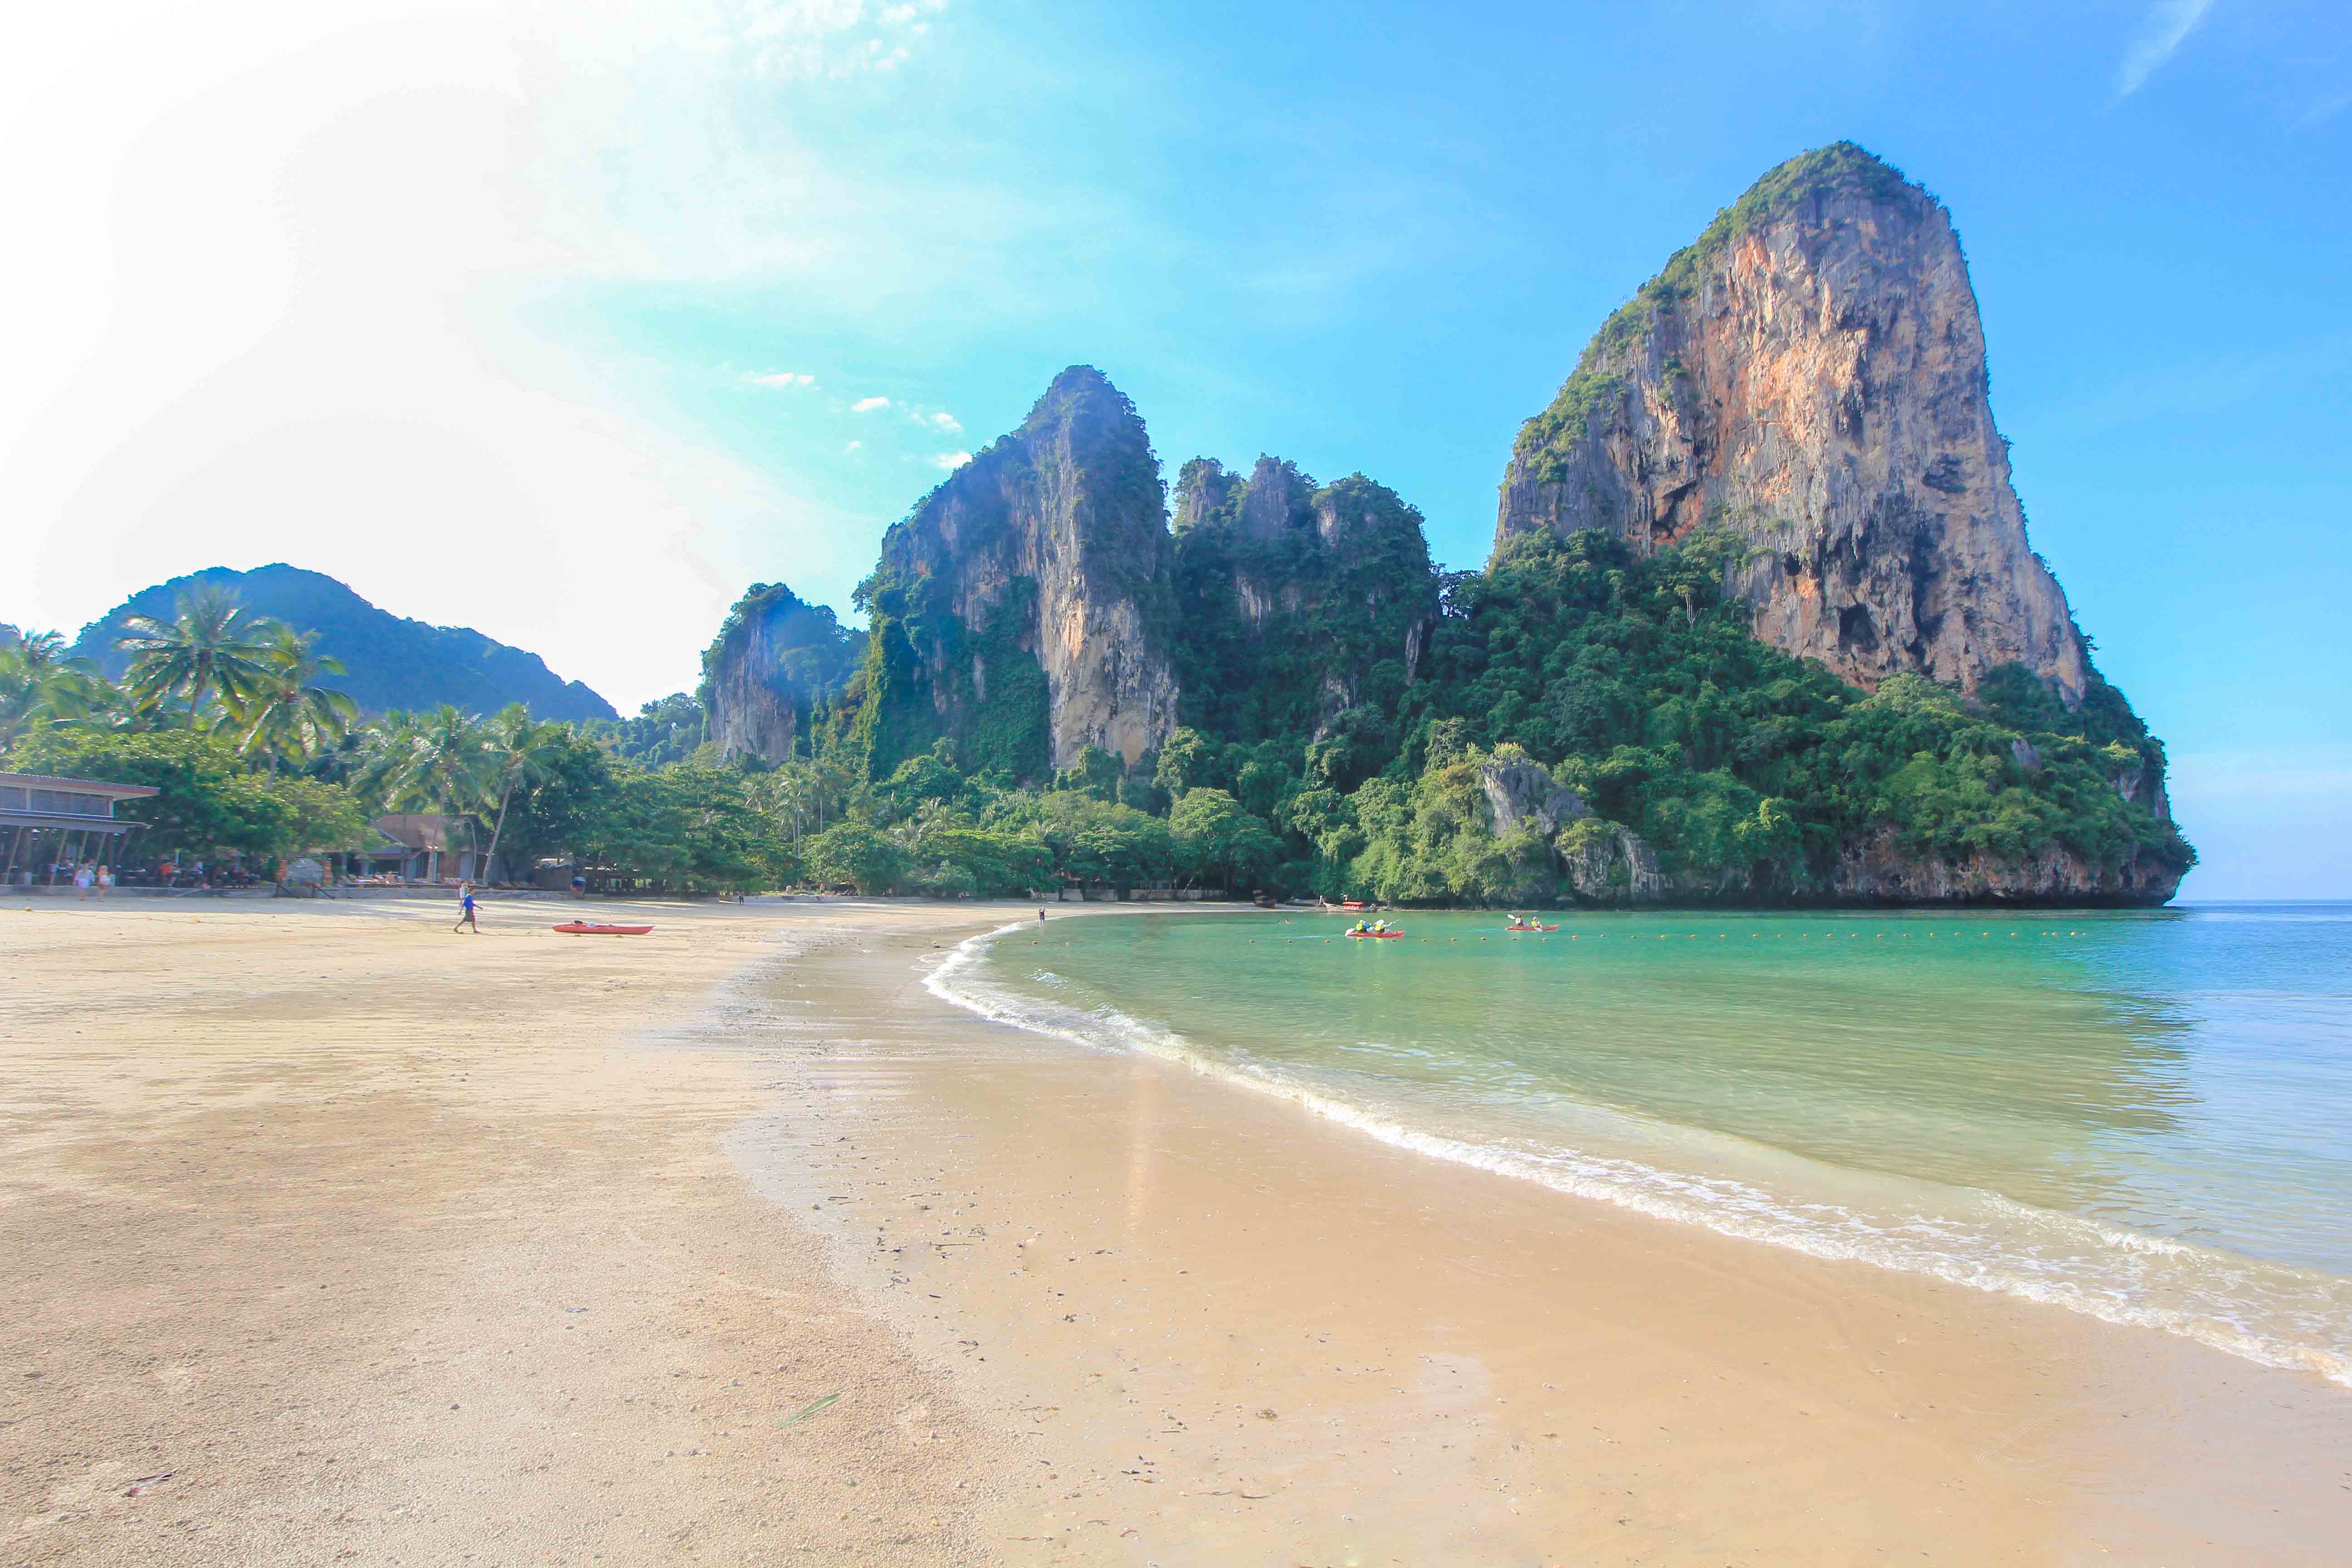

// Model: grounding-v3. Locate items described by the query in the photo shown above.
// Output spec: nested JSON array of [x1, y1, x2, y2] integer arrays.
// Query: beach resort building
[[0, 771, 160, 886], [347, 813, 486, 884]]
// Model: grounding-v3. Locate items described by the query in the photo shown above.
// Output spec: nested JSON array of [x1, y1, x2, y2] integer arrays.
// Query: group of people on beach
[[59, 862, 114, 898]]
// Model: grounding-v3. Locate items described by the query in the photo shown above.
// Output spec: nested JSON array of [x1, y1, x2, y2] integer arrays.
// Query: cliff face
[[701, 583, 863, 763], [1170, 456, 1438, 749], [860, 367, 1180, 776], [1475, 754, 2185, 907], [1496, 142, 2088, 705]]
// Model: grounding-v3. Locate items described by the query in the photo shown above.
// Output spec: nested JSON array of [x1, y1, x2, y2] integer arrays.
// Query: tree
[[568, 764, 783, 892], [36, 665, 152, 736], [1169, 788, 1282, 892], [879, 740, 965, 819], [0, 631, 100, 749], [354, 706, 493, 879], [231, 624, 358, 772], [476, 704, 569, 881], [115, 587, 276, 723], [487, 727, 617, 872], [802, 822, 911, 893], [1055, 801, 1173, 892], [0, 643, 42, 751], [7, 728, 365, 865]]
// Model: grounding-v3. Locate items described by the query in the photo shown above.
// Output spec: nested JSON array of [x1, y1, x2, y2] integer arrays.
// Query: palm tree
[[475, 705, 567, 883], [748, 765, 817, 847], [0, 631, 103, 747], [0, 644, 39, 751], [116, 587, 275, 723], [231, 625, 358, 772], [34, 666, 152, 735], [355, 706, 493, 881], [10, 629, 72, 672]]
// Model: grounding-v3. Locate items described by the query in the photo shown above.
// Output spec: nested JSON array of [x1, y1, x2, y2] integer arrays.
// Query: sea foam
[[926, 922, 2352, 1389]]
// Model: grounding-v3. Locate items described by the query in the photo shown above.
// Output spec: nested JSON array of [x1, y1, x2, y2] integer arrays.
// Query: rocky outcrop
[[1478, 754, 1587, 838], [701, 583, 863, 763], [1171, 457, 1439, 744], [1495, 142, 2088, 705], [864, 367, 1179, 774], [1827, 829, 2182, 906], [1557, 821, 1669, 905], [1477, 753, 2183, 907]]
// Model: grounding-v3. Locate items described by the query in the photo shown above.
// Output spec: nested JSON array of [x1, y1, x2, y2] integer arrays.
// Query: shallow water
[[936, 903, 2352, 1386]]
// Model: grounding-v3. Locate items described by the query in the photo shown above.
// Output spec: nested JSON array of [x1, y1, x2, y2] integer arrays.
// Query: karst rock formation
[[1495, 142, 2089, 705]]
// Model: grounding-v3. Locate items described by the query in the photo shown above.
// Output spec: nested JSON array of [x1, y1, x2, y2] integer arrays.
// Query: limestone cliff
[[1496, 142, 2088, 705], [700, 582, 863, 764], [1170, 456, 1438, 755], [857, 367, 1180, 777], [1474, 753, 2184, 908]]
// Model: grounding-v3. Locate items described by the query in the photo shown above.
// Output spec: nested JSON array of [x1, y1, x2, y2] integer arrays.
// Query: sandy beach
[[6, 897, 2350, 1566]]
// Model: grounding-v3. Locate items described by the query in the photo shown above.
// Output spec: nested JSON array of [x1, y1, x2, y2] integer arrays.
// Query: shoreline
[[7, 898, 2349, 1563], [751, 906, 2352, 1563], [925, 916, 2352, 1392]]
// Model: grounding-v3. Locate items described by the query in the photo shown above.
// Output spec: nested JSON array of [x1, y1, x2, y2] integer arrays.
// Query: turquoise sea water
[[934, 904, 2352, 1385]]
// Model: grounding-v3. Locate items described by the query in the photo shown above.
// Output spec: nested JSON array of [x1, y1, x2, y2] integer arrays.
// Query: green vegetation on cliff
[[1380, 528, 2187, 898], [695, 582, 863, 713], [689, 488, 2185, 906], [1170, 461, 1434, 753], [835, 366, 1169, 785]]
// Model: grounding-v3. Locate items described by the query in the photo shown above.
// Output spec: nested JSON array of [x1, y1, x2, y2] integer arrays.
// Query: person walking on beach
[[1037, 907, 1047, 924], [453, 882, 480, 934], [74, 863, 93, 900], [96, 865, 113, 899]]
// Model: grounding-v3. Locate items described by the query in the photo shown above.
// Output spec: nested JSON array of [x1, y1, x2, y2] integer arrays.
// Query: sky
[[3, 0, 2347, 896]]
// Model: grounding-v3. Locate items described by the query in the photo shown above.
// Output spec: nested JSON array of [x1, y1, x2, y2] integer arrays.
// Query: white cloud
[[731, 0, 949, 80], [745, 369, 814, 387], [930, 451, 971, 470], [852, 395, 891, 412], [844, 439, 862, 451], [927, 410, 962, 432], [2116, 0, 2211, 98]]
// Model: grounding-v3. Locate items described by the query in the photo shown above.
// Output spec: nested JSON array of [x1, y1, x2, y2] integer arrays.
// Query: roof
[[369, 813, 474, 852], [0, 771, 160, 800]]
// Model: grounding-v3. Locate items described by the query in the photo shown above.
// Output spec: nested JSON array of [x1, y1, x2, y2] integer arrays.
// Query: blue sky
[[5, 0, 2347, 894]]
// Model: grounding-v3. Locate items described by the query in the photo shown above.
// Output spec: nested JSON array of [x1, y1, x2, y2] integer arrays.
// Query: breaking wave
[[927, 922, 2352, 1388]]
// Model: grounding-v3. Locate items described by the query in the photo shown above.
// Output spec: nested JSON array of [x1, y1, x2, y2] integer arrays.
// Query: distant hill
[[69, 565, 617, 722]]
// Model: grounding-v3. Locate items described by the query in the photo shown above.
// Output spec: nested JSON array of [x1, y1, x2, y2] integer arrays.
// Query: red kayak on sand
[[553, 921, 654, 936]]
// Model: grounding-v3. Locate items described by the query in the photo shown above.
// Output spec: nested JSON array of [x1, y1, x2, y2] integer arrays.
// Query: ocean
[[931, 902, 2352, 1387]]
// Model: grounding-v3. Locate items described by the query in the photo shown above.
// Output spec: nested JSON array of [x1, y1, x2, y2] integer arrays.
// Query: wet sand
[[755, 915, 2352, 1565], [5, 898, 2350, 1564]]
